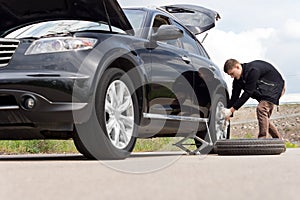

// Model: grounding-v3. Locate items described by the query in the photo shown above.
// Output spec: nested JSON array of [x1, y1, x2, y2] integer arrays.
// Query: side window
[[152, 15, 181, 48], [124, 9, 147, 37], [172, 21, 201, 56], [196, 42, 210, 59], [152, 15, 169, 33]]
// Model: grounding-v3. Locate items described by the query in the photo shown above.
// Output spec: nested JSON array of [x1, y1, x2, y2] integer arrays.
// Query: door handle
[[182, 55, 191, 64]]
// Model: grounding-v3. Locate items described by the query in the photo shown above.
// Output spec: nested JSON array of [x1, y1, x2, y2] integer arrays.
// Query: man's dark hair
[[224, 59, 240, 73]]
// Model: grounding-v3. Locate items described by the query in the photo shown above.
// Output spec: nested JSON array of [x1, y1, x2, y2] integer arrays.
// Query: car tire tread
[[214, 138, 286, 155]]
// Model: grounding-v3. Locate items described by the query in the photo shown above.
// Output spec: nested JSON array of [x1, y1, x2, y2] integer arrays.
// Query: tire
[[73, 129, 94, 159], [195, 94, 230, 153], [209, 94, 230, 141], [214, 139, 286, 155], [74, 68, 139, 160]]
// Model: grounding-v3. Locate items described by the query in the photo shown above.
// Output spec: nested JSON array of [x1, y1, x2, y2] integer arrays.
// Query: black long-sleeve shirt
[[228, 60, 285, 110]]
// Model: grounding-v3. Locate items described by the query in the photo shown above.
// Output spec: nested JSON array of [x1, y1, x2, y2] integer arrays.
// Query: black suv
[[0, 0, 229, 159]]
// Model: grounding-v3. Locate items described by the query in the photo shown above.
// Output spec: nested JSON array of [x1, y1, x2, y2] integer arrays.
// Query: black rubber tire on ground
[[73, 129, 94, 159], [74, 68, 139, 160], [214, 139, 286, 155]]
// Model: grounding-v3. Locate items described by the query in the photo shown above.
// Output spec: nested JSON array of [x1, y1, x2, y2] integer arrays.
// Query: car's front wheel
[[74, 68, 138, 159]]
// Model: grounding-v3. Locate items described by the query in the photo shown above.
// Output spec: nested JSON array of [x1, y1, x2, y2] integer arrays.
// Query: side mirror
[[151, 25, 183, 41]]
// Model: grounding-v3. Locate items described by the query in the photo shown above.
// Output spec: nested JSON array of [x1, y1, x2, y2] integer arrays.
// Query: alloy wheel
[[215, 101, 229, 140], [105, 80, 134, 149]]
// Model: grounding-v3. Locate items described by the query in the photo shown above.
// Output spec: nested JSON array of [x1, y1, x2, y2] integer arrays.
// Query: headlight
[[25, 37, 97, 55]]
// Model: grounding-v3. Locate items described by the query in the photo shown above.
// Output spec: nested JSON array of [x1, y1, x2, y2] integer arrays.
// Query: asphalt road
[[0, 149, 299, 200]]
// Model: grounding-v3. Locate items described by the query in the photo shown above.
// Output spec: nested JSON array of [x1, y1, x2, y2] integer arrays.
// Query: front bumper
[[0, 89, 87, 123], [0, 71, 91, 138]]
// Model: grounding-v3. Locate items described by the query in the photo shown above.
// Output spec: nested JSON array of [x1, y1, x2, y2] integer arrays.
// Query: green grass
[[244, 133, 255, 139], [0, 138, 180, 154], [285, 141, 299, 148], [0, 140, 78, 154], [133, 138, 177, 152], [133, 137, 200, 152]]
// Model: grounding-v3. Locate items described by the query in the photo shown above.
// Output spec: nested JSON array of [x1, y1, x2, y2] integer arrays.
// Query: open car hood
[[0, 0, 133, 35], [162, 4, 220, 35]]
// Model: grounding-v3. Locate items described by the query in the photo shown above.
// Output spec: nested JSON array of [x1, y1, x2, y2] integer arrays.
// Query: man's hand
[[221, 108, 232, 119]]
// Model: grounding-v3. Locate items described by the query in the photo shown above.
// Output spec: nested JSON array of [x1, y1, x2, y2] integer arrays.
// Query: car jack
[[173, 119, 213, 155]]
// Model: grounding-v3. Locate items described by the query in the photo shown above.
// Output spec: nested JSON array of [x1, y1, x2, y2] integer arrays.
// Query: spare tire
[[214, 139, 286, 155]]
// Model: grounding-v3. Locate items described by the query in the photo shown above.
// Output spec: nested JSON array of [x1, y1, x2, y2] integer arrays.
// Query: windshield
[[5, 20, 126, 39], [124, 9, 146, 37]]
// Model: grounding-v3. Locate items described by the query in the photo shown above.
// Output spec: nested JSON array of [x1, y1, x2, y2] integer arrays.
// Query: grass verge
[[285, 141, 299, 148], [133, 138, 179, 152], [0, 140, 78, 154]]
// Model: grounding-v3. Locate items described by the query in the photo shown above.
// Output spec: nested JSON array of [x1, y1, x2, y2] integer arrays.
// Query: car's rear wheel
[[74, 68, 138, 159], [212, 94, 230, 141], [195, 94, 230, 153]]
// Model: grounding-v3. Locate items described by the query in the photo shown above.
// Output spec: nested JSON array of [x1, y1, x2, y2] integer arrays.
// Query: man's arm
[[228, 79, 242, 108], [231, 68, 260, 110]]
